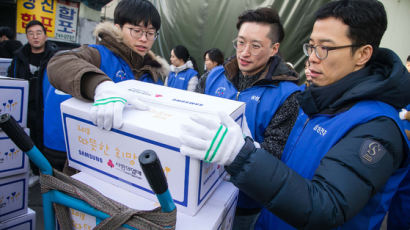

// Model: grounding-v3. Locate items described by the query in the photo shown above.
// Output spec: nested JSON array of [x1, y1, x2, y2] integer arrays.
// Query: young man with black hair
[[181, 7, 301, 229], [48, 0, 169, 130], [46, 0, 169, 172], [179, 0, 410, 229]]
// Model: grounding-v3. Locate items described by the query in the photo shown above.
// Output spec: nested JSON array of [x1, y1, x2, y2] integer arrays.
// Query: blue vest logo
[[215, 87, 226, 96], [115, 70, 127, 80], [313, 124, 327, 136], [250, 95, 260, 103]]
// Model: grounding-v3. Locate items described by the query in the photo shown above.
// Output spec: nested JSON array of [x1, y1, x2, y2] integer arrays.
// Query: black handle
[[139, 150, 168, 195], [0, 113, 34, 152]]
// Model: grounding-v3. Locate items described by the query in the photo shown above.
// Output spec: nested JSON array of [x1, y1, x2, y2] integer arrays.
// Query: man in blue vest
[[179, 0, 410, 229], [186, 7, 301, 229], [46, 0, 169, 171]]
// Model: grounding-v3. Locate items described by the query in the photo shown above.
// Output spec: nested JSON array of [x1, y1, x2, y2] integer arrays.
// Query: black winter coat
[[7, 41, 58, 150]]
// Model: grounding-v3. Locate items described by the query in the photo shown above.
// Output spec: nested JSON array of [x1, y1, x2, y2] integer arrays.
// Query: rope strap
[[40, 170, 176, 230]]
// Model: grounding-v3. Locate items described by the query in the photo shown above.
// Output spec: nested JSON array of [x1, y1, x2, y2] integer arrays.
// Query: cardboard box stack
[[61, 80, 244, 228], [0, 76, 35, 228]]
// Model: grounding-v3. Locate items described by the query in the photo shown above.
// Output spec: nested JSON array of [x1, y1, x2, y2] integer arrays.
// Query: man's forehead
[[27, 26, 43, 32], [133, 21, 155, 29], [310, 18, 349, 44]]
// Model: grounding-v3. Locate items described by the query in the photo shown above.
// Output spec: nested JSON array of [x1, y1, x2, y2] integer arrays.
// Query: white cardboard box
[[0, 58, 12, 76], [0, 129, 29, 178], [0, 76, 29, 127], [70, 172, 238, 230], [0, 208, 36, 230], [61, 80, 245, 216], [0, 173, 28, 222]]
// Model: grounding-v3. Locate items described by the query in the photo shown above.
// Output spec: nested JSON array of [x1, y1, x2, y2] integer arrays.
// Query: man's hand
[[179, 112, 245, 166], [90, 81, 148, 130]]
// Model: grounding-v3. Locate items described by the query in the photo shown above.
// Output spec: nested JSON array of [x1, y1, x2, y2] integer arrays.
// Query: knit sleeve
[[260, 92, 299, 158]]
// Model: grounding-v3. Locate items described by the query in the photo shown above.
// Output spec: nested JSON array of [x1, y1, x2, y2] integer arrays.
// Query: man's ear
[[270, 43, 280, 57], [114, 24, 121, 29], [355, 44, 373, 66]]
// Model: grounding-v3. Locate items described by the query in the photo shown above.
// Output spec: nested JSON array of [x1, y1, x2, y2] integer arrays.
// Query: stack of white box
[[0, 76, 36, 229], [61, 80, 244, 229]]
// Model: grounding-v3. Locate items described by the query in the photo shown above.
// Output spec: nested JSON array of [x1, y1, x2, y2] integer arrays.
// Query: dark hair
[[407, 55, 410, 62], [315, 0, 387, 55], [204, 48, 224, 66], [114, 0, 161, 31], [236, 7, 284, 43], [173, 45, 199, 72], [0, 26, 15, 40], [25, 20, 47, 34]]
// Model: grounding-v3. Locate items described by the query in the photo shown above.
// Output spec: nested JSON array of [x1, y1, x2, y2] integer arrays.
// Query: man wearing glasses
[[48, 0, 169, 131], [181, 7, 301, 229], [179, 0, 409, 229], [7, 20, 58, 179]]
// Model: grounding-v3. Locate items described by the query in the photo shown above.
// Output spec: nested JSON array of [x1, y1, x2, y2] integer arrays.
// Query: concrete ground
[[28, 182, 44, 230]]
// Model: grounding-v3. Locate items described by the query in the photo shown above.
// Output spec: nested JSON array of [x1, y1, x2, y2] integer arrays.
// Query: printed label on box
[[0, 173, 28, 222], [0, 129, 29, 178], [63, 114, 224, 209]]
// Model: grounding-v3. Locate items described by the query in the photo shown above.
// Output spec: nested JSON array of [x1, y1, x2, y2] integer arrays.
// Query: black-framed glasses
[[126, 27, 158, 41], [303, 43, 362, 60]]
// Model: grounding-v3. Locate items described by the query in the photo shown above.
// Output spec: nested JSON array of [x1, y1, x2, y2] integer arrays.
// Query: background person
[[165, 45, 199, 91], [179, 0, 410, 229], [195, 48, 224, 93], [7, 20, 58, 178], [0, 26, 22, 58]]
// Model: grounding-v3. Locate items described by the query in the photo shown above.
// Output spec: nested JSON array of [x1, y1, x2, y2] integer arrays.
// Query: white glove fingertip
[[113, 102, 125, 129], [128, 97, 149, 111], [103, 103, 114, 130], [217, 111, 236, 127], [90, 106, 98, 125], [190, 113, 220, 130], [96, 106, 105, 130]]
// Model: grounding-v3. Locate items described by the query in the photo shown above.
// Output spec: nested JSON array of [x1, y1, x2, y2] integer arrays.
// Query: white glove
[[179, 112, 245, 166], [399, 109, 408, 120], [90, 81, 148, 130]]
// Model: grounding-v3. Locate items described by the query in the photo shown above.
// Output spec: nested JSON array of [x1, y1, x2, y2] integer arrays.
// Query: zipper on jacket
[[236, 91, 240, 100], [287, 117, 310, 156]]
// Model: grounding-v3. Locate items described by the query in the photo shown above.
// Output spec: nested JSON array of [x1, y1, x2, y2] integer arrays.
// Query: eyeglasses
[[303, 43, 362, 60], [126, 27, 158, 41], [27, 31, 44, 37], [233, 38, 270, 56]]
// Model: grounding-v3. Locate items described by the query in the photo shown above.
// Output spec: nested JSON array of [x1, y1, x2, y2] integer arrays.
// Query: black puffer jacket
[[226, 48, 410, 229], [7, 41, 58, 150]]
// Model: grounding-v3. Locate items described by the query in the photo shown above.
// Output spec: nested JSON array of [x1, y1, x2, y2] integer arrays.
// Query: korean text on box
[[61, 80, 245, 216]]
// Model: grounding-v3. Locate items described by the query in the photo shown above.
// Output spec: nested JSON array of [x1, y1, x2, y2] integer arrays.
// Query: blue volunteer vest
[[89, 44, 163, 85], [43, 45, 163, 152], [205, 65, 301, 143], [43, 70, 72, 151], [167, 68, 198, 90], [264, 101, 410, 230]]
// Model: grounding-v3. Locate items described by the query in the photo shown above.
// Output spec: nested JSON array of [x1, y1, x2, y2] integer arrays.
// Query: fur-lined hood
[[93, 22, 169, 82]]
